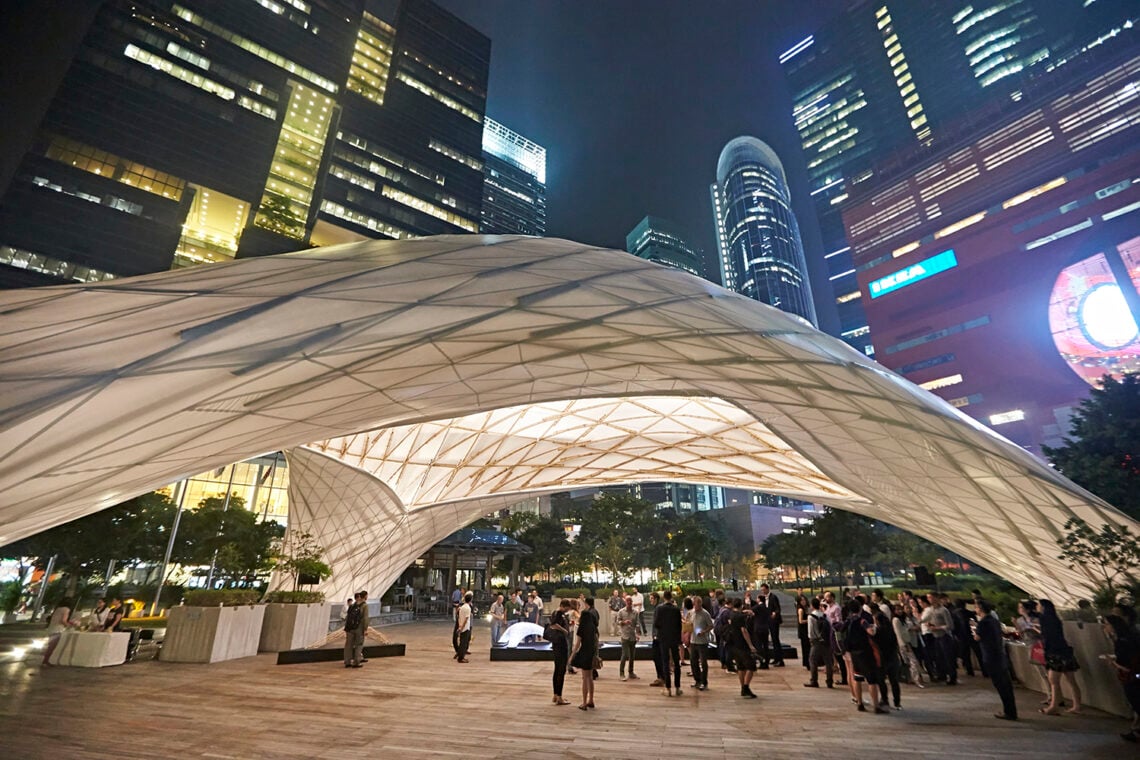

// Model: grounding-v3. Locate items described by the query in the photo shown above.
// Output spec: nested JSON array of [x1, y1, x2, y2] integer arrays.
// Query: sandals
[[578, 704, 588, 711], [554, 697, 570, 705], [1039, 707, 1061, 716]]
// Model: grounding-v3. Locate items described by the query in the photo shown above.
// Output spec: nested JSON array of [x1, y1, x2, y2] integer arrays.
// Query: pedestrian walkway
[[0, 620, 1129, 758]]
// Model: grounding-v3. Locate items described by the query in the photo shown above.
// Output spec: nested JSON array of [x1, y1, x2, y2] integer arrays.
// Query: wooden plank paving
[[0, 619, 1131, 759]]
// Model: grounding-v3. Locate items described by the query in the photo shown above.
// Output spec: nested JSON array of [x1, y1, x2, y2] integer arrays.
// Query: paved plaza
[[0, 619, 1131, 759]]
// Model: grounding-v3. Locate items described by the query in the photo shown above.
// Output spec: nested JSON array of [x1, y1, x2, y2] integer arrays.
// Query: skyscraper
[[0, 0, 490, 287], [711, 137, 817, 325], [625, 215, 702, 276], [779, 0, 1137, 356], [480, 117, 547, 236]]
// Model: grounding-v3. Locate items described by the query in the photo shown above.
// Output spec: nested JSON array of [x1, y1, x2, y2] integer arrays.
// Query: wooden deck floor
[[0, 620, 1131, 759]]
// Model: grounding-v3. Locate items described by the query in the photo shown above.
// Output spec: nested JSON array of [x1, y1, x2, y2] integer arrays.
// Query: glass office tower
[[779, 0, 1138, 357], [625, 215, 703, 277], [711, 137, 817, 326], [0, 0, 490, 286], [480, 117, 547, 236]]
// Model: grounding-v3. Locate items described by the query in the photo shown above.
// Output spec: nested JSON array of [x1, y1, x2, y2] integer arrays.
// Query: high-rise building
[[480, 117, 547, 236], [841, 48, 1140, 455], [711, 136, 817, 325], [0, 0, 490, 287], [779, 0, 1138, 356], [625, 215, 702, 276]]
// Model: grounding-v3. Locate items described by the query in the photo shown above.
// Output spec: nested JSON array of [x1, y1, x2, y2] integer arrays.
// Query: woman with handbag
[[1039, 599, 1083, 715], [571, 597, 600, 710]]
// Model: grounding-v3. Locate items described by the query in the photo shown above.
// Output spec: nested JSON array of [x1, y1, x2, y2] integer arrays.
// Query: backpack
[[344, 603, 362, 632], [814, 612, 831, 642]]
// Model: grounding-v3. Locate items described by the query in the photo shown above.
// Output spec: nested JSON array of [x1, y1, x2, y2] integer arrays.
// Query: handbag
[[593, 655, 603, 670], [1029, 640, 1045, 666]]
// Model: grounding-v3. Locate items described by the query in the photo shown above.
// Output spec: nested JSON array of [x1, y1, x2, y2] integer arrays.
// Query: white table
[[49, 631, 131, 667]]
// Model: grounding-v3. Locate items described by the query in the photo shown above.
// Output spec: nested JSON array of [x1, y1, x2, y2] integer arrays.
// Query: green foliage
[[1056, 517, 1140, 605], [553, 587, 591, 599], [500, 512, 571, 581], [0, 490, 177, 596], [273, 530, 331, 590], [263, 590, 326, 604], [182, 589, 260, 606], [572, 493, 664, 584], [175, 494, 284, 586], [1044, 373, 1140, 520], [0, 580, 23, 614]]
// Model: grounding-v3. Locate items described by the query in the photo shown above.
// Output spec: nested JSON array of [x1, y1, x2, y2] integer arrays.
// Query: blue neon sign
[[868, 249, 958, 299]]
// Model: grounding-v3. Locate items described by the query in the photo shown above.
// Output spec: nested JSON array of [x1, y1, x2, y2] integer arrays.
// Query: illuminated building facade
[[779, 0, 1137, 357], [0, 0, 490, 286], [711, 137, 817, 325], [625, 215, 702, 277], [843, 50, 1140, 455], [480, 117, 547, 236]]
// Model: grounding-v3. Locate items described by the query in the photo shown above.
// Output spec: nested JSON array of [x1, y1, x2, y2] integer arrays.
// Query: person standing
[[894, 602, 927, 688], [804, 597, 833, 688], [690, 595, 714, 691], [844, 600, 886, 714], [873, 606, 903, 710], [762, 585, 785, 667], [1039, 598, 1082, 715], [489, 593, 506, 647], [548, 599, 572, 706], [728, 598, 759, 698], [654, 590, 683, 696], [630, 587, 646, 635], [974, 598, 1017, 720], [456, 592, 473, 663], [571, 598, 599, 710], [796, 595, 810, 669], [607, 589, 623, 638], [647, 591, 665, 686], [1102, 614, 1140, 741], [927, 594, 957, 685], [617, 595, 640, 681], [823, 591, 848, 685], [343, 592, 366, 669], [714, 600, 735, 673]]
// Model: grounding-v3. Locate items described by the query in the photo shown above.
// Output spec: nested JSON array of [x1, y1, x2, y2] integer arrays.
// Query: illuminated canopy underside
[[0, 235, 1131, 604]]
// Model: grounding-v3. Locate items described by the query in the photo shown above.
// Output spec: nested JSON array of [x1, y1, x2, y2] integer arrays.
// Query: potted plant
[[161, 589, 265, 663], [258, 531, 333, 652], [1, 580, 23, 624]]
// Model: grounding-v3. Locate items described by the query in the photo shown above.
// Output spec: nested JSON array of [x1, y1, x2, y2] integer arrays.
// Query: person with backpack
[[804, 596, 833, 688], [343, 592, 366, 669], [714, 600, 735, 673]]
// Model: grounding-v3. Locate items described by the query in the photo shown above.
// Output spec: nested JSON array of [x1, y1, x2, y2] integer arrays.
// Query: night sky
[[437, 0, 840, 279]]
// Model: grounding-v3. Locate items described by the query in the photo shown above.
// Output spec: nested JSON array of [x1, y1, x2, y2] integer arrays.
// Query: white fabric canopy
[[0, 235, 1130, 604]]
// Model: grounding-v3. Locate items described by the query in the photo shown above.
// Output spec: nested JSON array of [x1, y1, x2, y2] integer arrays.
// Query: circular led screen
[[1048, 250, 1140, 385]]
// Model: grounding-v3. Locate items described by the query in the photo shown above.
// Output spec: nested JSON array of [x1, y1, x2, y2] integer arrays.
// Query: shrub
[[263, 590, 325, 604], [553, 587, 591, 599], [183, 589, 260, 607]]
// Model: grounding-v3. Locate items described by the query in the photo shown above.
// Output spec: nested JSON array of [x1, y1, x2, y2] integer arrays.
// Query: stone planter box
[[259, 602, 332, 653], [161, 604, 265, 663]]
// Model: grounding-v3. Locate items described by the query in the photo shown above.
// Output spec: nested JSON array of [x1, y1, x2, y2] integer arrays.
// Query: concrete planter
[[259, 603, 332, 652], [161, 604, 265, 663]]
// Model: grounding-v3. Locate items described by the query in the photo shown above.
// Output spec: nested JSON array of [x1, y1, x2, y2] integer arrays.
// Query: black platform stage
[[277, 643, 406, 665], [489, 641, 797, 662]]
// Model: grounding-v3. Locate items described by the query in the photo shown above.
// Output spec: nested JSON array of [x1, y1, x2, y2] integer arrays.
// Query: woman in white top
[[42, 597, 78, 664], [91, 598, 110, 630], [892, 604, 927, 687]]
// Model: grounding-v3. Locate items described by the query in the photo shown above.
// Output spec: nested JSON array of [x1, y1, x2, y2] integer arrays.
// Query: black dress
[[570, 608, 599, 670]]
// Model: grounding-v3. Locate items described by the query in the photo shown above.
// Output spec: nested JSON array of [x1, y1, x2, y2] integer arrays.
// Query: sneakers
[[803, 682, 819, 688], [628, 674, 639, 680], [663, 688, 673, 697], [620, 675, 627, 682], [675, 688, 683, 696]]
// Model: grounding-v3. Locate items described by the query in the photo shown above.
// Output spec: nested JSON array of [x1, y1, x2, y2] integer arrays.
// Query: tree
[[1, 490, 177, 596], [1056, 517, 1140, 607], [1044, 373, 1140, 520], [572, 492, 661, 584], [275, 530, 332, 590], [804, 509, 880, 588], [176, 494, 284, 586], [512, 515, 571, 581]]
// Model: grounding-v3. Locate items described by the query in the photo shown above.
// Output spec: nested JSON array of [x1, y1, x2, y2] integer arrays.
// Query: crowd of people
[[440, 583, 1140, 743]]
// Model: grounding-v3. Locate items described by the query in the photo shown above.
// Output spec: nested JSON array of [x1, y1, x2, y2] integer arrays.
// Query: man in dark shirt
[[728, 598, 759, 698], [653, 590, 683, 696], [974, 599, 1016, 720]]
